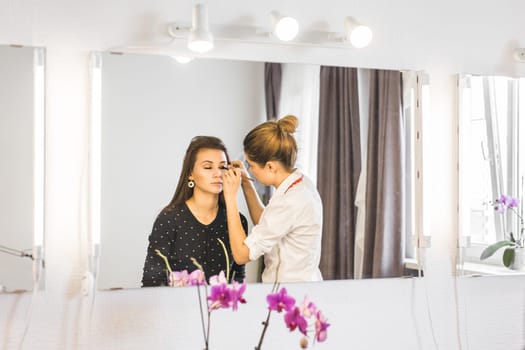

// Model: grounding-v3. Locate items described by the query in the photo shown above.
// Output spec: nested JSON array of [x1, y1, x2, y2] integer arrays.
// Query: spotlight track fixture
[[166, 8, 373, 52]]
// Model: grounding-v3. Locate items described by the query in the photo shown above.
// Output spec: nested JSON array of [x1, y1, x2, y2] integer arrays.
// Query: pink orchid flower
[[314, 310, 330, 342], [208, 283, 232, 310], [284, 306, 308, 335], [266, 287, 296, 313], [299, 296, 317, 319], [229, 281, 247, 311], [169, 270, 190, 287], [209, 271, 227, 286]]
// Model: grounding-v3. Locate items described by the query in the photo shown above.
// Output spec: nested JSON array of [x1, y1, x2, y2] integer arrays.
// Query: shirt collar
[[273, 169, 302, 198]]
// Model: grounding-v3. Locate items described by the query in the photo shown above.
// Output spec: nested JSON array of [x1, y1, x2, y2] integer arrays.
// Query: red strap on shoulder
[[285, 175, 304, 194]]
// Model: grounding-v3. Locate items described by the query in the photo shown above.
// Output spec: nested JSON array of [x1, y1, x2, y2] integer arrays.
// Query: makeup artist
[[222, 115, 323, 283]]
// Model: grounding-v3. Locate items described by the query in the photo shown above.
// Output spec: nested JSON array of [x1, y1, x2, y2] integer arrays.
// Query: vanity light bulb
[[187, 38, 214, 53], [274, 16, 299, 41], [349, 25, 373, 48], [187, 3, 214, 53], [174, 56, 193, 64]]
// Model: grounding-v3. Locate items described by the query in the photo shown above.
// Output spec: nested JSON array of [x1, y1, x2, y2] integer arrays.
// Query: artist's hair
[[243, 115, 298, 171], [165, 136, 230, 210]]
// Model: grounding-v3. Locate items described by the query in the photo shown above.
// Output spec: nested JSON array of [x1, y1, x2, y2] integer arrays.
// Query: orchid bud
[[300, 336, 308, 348]]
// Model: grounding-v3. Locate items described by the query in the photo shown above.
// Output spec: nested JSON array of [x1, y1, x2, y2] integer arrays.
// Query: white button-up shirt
[[244, 170, 323, 283]]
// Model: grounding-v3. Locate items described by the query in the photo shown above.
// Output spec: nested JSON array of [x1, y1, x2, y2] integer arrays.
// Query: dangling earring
[[188, 179, 195, 188]]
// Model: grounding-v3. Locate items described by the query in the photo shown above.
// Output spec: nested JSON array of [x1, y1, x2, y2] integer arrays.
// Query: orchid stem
[[154, 250, 172, 273], [196, 283, 207, 348], [216, 238, 230, 281], [255, 281, 279, 349], [192, 258, 209, 350], [204, 277, 210, 347], [206, 308, 211, 349], [509, 207, 525, 246], [255, 308, 272, 350]]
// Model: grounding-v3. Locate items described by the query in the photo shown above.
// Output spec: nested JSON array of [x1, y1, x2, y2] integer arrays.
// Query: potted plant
[[480, 195, 525, 269]]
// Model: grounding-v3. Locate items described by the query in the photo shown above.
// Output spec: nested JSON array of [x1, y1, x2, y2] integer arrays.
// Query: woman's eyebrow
[[199, 160, 227, 165]]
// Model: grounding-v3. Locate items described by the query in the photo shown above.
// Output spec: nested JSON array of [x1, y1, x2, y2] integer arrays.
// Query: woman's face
[[244, 154, 269, 186], [189, 148, 228, 195]]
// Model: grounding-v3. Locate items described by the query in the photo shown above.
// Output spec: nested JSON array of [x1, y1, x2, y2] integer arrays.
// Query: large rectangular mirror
[[0, 45, 45, 292], [92, 52, 426, 289], [458, 74, 525, 275]]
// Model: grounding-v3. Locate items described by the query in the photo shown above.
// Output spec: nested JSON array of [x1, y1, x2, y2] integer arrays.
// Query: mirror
[[0, 45, 45, 292], [93, 52, 425, 289], [458, 74, 525, 276]]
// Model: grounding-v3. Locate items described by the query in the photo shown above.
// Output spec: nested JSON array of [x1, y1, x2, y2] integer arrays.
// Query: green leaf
[[480, 240, 516, 260], [503, 248, 516, 267]]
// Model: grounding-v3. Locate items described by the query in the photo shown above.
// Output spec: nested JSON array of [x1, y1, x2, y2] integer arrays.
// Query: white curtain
[[278, 63, 320, 185], [354, 68, 370, 279]]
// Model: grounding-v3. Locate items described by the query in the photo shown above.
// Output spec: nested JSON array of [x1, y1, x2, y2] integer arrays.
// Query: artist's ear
[[265, 161, 278, 173]]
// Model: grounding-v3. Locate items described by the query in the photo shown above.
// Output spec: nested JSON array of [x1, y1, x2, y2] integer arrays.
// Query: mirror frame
[[457, 73, 525, 277]]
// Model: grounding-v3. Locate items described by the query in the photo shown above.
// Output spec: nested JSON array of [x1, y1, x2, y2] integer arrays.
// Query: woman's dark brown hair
[[165, 136, 230, 211], [243, 114, 298, 171]]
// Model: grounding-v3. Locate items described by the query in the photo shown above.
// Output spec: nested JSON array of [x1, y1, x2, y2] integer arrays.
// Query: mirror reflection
[[96, 52, 423, 289], [458, 74, 525, 275], [0, 45, 45, 292]]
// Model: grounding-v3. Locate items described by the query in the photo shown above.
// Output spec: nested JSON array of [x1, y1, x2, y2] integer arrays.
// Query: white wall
[[1, 0, 525, 349]]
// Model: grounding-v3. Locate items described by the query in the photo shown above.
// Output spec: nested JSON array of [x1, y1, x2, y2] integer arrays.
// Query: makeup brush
[[230, 163, 255, 182]]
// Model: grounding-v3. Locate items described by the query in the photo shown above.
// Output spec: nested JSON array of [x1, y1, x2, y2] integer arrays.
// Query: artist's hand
[[222, 166, 242, 201], [229, 160, 254, 184]]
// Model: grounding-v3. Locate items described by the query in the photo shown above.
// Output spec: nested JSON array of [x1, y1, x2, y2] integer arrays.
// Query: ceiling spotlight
[[345, 17, 373, 48], [187, 4, 214, 53], [173, 56, 193, 64], [271, 13, 299, 41]]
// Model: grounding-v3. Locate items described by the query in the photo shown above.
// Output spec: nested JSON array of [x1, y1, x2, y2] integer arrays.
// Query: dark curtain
[[263, 63, 282, 205], [317, 66, 361, 280], [362, 69, 405, 279], [257, 63, 282, 281], [264, 62, 282, 121]]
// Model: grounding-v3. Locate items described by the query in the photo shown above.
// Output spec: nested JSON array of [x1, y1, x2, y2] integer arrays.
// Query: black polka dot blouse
[[141, 202, 248, 287]]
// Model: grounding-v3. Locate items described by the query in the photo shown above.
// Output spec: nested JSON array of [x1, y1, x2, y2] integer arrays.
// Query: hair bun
[[278, 115, 298, 133]]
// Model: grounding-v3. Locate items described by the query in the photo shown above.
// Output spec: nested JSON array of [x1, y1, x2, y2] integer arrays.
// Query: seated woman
[[141, 136, 248, 287]]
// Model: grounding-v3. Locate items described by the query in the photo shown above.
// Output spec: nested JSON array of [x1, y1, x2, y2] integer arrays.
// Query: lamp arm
[[0, 245, 34, 260]]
